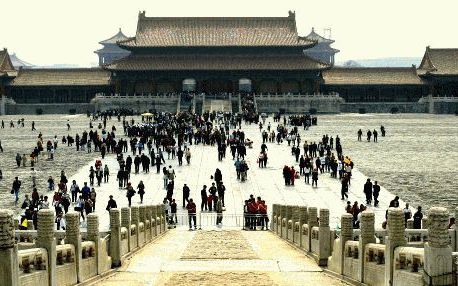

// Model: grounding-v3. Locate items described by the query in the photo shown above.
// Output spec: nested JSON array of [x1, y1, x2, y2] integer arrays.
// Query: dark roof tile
[[323, 67, 424, 85], [9, 68, 110, 86]]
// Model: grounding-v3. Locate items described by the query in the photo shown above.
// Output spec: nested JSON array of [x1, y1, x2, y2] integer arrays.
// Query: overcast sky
[[1, 0, 457, 66]]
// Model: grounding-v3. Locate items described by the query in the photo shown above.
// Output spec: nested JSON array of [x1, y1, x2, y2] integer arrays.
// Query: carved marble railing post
[[359, 211, 376, 283], [318, 208, 330, 266], [151, 205, 158, 236], [158, 204, 166, 233], [121, 207, 131, 251], [278, 205, 285, 236], [286, 205, 295, 241], [0, 210, 19, 286], [145, 205, 152, 241], [271, 204, 279, 231], [87, 213, 100, 275], [339, 214, 354, 275], [385, 208, 406, 286], [406, 219, 414, 229], [292, 206, 301, 244], [109, 209, 121, 267], [422, 216, 429, 229], [299, 206, 308, 248], [65, 212, 82, 282], [36, 209, 56, 286], [131, 206, 140, 248], [424, 207, 453, 285], [307, 207, 318, 252], [455, 207, 458, 252], [139, 205, 146, 243]]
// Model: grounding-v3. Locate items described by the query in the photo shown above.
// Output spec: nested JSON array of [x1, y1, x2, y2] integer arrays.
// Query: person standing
[[177, 148, 184, 166], [413, 206, 423, 229], [182, 184, 190, 208], [137, 181, 145, 204], [185, 148, 191, 165], [364, 179, 373, 205], [311, 168, 318, 187], [200, 185, 208, 211], [215, 196, 223, 226], [105, 195, 117, 212], [103, 165, 109, 183], [90, 188, 97, 211], [403, 203, 412, 228], [186, 198, 197, 230], [373, 181, 380, 207], [170, 199, 177, 226]]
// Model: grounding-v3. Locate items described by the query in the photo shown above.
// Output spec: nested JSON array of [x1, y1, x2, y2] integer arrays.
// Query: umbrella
[[141, 112, 154, 117]]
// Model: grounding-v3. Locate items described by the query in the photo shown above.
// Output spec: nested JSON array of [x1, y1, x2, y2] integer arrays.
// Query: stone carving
[[341, 214, 353, 238], [308, 207, 318, 227], [361, 211, 375, 238], [387, 208, 404, 241], [109, 209, 120, 227], [299, 206, 308, 224], [427, 207, 449, 248], [319, 208, 329, 227], [87, 213, 99, 237], [0, 210, 15, 249], [37, 209, 55, 241]]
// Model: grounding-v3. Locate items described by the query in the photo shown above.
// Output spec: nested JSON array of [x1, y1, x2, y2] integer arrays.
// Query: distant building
[[94, 29, 130, 66], [9, 53, 34, 69], [106, 11, 327, 95], [0, 48, 16, 96], [304, 28, 339, 65], [417, 46, 458, 96]]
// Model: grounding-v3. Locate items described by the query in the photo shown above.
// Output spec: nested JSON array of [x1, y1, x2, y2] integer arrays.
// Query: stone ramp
[[94, 230, 348, 286]]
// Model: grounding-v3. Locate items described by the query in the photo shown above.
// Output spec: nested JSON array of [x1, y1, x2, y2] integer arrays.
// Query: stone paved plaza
[[58, 115, 402, 231]]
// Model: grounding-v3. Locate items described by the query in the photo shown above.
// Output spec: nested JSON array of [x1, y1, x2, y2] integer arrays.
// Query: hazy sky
[[1, 0, 457, 67]]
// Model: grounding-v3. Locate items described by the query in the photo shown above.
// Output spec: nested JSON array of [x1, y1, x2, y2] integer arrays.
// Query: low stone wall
[[255, 94, 343, 114], [6, 103, 94, 115], [0, 204, 167, 286], [340, 102, 428, 113], [271, 204, 458, 286], [91, 95, 179, 113]]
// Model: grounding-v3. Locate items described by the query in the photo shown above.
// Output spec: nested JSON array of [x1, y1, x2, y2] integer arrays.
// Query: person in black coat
[[364, 179, 373, 205]]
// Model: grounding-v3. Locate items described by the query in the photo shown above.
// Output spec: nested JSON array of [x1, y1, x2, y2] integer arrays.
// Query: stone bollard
[[65, 212, 82, 282], [318, 208, 331, 266], [151, 205, 158, 236], [121, 207, 131, 251], [109, 209, 121, 267], [279, 205, 286, 236], [422, 216, 429, 229], [455, 207, 458, 252], [384, 208, 406, 286], [307, 207, 318, 252], [158, 204, 166, 233], [87, 213, 100, 275], [291, 206, 301, 244], [36, 209, 56, 286], [299, 206, 308, 248], [339, 214, 354, 275], [359, 211, 376, 283], [423, 207, 453, 285], [139, 205, 146, 243], [131, 206, 140, 248], [0, 210, 19, 286], [145, 205, 152, 241], [271, 204, 278, 231], [406, 219, 414, 229]]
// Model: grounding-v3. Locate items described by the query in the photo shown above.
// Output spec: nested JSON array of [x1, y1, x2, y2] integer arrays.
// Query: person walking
[[126, 183, 136, 207], [186, 198, 197, 230], [103, 165, 109, 183], [413, 206, 423, 229], [12, 177, 22, 205], [311, 168, 318, 187], [170, 199, 177, 226], [373, 181, 380, 207]]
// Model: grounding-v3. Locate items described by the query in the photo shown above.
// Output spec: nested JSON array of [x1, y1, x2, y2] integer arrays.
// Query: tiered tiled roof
[[99, 28, 129, 45], [305, 28, 334, 44], [9, 68, 110, 86], [106, 54, 329, 71], [119, 11, 316, 48], [0, 48, 15, 73], [418, 47, 458, 76], [323, 67, 424, 85]]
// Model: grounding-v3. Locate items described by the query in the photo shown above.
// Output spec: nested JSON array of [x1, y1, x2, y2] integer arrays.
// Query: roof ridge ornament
[[288, 10, 296, 18]]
